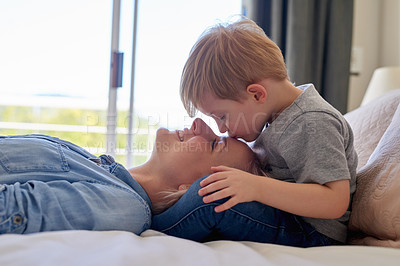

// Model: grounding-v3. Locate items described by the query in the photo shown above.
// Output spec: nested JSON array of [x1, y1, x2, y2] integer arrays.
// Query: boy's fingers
[[199, 176, 213, 187], [198, 180, 228, 196], [202, 188, 231, 203], [214, 199, 238, 213], [200, 172, 225, 187], [211, 165, 231, 172]]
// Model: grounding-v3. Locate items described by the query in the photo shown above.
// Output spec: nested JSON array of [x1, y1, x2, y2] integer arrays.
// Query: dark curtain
[[242, 0, 353, 114]]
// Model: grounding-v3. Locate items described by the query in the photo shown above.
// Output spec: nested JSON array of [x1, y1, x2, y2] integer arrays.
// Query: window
[[0, 0, 242, 166], [121, 0, 242, 166], [0, 0, 112, 156]]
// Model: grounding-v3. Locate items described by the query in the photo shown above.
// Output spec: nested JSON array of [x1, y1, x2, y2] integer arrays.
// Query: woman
[[0, 118, 259, 235]]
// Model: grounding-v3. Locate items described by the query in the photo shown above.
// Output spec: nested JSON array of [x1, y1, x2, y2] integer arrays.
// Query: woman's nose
[[191, 118, 217, 141]]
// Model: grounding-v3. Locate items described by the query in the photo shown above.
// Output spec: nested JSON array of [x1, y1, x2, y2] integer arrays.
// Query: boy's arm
[[199, 166, 350, 219], [254, 173, 350, 219]]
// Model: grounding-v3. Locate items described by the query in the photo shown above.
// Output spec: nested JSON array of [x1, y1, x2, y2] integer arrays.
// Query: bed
[[1, 89, 400, 265], [0, 230, 399, 266]]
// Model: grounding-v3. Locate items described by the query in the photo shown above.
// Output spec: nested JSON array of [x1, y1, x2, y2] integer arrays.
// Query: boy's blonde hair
[[180, 18, 288, 117]]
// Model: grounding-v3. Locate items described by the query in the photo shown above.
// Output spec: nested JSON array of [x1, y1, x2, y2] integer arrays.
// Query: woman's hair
[[180, 18, 289, 117], [152, 189, 186, 215], [151, 153, 266, 214]]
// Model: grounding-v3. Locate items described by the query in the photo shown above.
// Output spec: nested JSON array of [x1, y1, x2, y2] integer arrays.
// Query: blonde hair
[[152, 189, 186, 215], [180, 18, 288, 117]]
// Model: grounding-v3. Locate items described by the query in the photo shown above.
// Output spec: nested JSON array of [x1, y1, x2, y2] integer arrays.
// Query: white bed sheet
[[1, 230, 399, 266]]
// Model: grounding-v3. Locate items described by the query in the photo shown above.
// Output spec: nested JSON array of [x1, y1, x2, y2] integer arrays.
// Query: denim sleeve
[[0, 180, 151, 235]]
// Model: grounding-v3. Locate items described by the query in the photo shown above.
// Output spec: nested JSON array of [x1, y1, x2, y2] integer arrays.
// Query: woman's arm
[[0, 180, 150, 234]]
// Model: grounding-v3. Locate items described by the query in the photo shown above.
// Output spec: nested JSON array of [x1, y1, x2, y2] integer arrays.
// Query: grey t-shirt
[[253, 84, 358, 243]]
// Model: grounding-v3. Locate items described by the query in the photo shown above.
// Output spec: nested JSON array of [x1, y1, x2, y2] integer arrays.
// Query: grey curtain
[[242, 0, 353, 114]]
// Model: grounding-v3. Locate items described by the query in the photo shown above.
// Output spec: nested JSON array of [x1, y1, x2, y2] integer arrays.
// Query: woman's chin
[[156, 127, 169, 135], [154, 127, 170, 142]]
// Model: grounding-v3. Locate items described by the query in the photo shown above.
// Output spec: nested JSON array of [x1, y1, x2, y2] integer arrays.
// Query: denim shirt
[[0, 134, 151, 235]]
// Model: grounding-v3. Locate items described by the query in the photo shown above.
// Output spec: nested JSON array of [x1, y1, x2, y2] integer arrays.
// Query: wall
[[347, 0, 400, 111], [381, 0, 400, 66]]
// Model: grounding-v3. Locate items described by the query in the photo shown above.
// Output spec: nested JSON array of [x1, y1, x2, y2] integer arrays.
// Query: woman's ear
[[178, 184, 191, 191], [246, 84, 267, 103]]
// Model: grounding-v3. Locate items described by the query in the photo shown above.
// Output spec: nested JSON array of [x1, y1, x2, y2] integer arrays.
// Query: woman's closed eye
[[211, 138, 217, 151], [211, 137, 228, 151]]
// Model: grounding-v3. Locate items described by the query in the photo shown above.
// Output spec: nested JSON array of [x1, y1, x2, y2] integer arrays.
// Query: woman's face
[[151, 118, 255, 186]]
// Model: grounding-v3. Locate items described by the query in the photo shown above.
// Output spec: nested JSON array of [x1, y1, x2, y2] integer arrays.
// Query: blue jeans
[[152, 176, 340, 247]]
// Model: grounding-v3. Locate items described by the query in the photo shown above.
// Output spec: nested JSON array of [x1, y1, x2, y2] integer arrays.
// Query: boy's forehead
[[197, 92, 219, 115]]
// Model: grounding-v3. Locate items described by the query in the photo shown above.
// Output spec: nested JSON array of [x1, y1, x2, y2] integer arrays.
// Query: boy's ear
[[246, 84, 267, 103]]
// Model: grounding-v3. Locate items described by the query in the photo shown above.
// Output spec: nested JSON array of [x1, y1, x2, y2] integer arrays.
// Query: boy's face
[[198, 92, 267, 142]]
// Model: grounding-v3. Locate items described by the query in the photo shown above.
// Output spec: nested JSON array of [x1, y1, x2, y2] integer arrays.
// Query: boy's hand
[[198, 165, 261, 212]]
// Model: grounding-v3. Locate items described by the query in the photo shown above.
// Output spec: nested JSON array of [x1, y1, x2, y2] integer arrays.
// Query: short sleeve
[[279, 112, 351, 184]]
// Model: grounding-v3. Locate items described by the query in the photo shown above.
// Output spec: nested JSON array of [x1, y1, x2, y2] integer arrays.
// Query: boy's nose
[[191, 118, 217, 141], [216, 120, 228, 134]]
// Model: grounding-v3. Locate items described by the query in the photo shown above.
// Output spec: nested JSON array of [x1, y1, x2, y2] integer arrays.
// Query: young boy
[[178, 18, 358, 245]]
